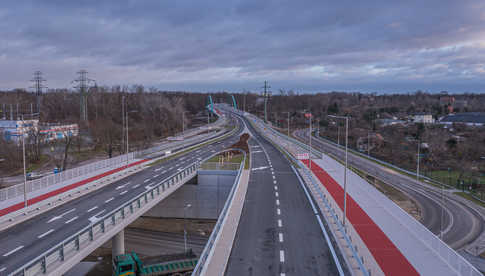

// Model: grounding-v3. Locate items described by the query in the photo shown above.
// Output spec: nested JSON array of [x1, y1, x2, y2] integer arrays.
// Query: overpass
[[0, 110, 244, 275], [293, 129, 484, 251]]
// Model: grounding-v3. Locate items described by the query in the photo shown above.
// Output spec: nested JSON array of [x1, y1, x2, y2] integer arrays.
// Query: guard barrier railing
[[0, 115, 227, 204], [10, 161, 201, 276], [192, 150, 246, 276], [257, 118, 481, 276]]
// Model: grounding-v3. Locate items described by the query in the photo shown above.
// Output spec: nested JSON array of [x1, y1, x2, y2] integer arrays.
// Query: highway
[[0, 114, 243, 276], [294, 129, 483, 250], [225, 115, 340, 275]]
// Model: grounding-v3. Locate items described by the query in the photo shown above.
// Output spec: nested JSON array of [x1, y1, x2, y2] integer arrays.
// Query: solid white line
[[38, 229, 54, 239], [3, 245, 24, 257], [105, 197, 114, 203], [279, 233, 284, 242], [277, 208, 281, 215], [275, 192, 279, 197], [276, 199, 280, 206], [280, 250, 285, 262], [65, 216, 78, 224], [87, 206, 98, 213], [278, 219, 282, 227], [120, 190, 128, 195]]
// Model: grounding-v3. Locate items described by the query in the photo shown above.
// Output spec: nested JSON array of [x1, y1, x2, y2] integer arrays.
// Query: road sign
[[297, 153, 309, 160]]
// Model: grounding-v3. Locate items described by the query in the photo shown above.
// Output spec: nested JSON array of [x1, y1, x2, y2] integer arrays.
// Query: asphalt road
[[225, 116, 338, 276], [0, 115, 243, 276], [294, 129, 483, 250]]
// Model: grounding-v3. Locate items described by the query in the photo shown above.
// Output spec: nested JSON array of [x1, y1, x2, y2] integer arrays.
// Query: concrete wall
[[144, 170, 237, 219]]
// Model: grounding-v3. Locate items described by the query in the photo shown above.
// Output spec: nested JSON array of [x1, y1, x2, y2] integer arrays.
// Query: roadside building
[[375, 118, 406, 127], [439, 112, 485, 127], [412, 113, 435, 124], [0, 119, 39, 142], [40, 123, 79, 142]]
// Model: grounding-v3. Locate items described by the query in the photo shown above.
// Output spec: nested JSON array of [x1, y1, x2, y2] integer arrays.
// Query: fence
[[200, 162, 241, 171], [0, 115, 227, 204], [260, 119, 480, 276], [192, 150, 245, 276], [0, 153, 135, 202], [10, 161, 201, 276]]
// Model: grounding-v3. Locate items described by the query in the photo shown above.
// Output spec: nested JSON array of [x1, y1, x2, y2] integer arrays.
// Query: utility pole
[[30, 71, 47, 115], [417, 141, 420, 183], [329, 115, 350, 227], [368, 131, 371, 156], [73, 70, 94, 122], [262, 81, 271, 122], [283, 112, 290, 137]]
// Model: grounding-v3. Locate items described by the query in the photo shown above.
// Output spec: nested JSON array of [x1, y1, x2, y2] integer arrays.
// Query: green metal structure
[[113, 251, 198, 276]]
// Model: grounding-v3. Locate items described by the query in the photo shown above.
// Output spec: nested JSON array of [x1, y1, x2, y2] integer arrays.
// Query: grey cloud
[[0, 0, 485, 92]]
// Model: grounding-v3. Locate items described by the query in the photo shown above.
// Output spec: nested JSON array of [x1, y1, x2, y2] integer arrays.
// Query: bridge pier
[[112, 229, 125, 258]]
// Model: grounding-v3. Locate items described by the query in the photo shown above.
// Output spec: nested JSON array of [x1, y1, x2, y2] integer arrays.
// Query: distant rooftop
[[440, 112, 485, 124]]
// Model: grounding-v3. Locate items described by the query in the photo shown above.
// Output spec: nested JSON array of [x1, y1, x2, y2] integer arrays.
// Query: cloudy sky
[[1, 0, 485, 93]]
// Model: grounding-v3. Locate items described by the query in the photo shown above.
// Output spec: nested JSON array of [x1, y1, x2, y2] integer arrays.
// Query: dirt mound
[[228, 133, 249, 154]]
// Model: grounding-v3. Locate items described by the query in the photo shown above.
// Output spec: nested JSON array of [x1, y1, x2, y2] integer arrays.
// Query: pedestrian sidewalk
[[305, 157, 480, 276]]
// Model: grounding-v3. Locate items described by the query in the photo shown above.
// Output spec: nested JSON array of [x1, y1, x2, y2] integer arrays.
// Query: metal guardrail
[[0, 116, 227, 204], [199, 162, 241, 171], [10, 161, 201, 276], [246, 114, 322, 159], [0, 152, 135, 202], [313, 132, 455, 189], [192, 150, 246, 276], [8, 121, 241, 276], [244, 116, 359, 275], [269, 125, 481, 276]]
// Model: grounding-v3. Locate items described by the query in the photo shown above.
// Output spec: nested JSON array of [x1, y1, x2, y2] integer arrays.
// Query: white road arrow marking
[[47, 208, 76, 223]]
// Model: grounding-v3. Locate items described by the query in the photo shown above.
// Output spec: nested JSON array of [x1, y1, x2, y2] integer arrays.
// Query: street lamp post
[[416, 141, 420, 183], [182, 111, 189, 136], [125, 108, 138, 166], [21, 117, 27, 207], [328, 115, 349, 227], [282, 112, 290, 137], [183, 203, 192, 252]]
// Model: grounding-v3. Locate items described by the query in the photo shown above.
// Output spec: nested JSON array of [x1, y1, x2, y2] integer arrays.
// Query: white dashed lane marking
[[120, 190, 128, 195], [3, 245, 24, 257], [65, 216, 78, 224], [277, 208, 281, 215], [105, 197, 114, 203], [279, 233, 284, 242], [38, 229, 54, 239], [87, 206, 98, 213], [278, 219, 282, 227], [280, 250, 285, 262]]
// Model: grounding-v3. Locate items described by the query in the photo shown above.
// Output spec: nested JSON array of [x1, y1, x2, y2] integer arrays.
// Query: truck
[[113, 250, 198, 276]]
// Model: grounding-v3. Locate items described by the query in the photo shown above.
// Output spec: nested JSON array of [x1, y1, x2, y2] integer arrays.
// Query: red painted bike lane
[[302, 159, 419, 276], [0, 159, 148, 218]]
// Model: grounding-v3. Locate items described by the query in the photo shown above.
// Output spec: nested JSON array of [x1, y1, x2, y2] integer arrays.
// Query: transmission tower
[[73, 70, 95, 121], [262, 81, 271, 122], [30, 71, 47, 115]]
